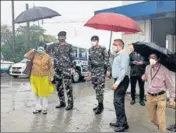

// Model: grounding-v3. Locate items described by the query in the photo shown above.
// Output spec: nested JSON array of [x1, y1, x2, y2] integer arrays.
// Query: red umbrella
[[84, 13, 142, 53]]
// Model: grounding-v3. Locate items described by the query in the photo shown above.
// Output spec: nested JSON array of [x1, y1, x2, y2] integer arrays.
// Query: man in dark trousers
[[46, 31, 75, 110], [129, 50, 147, 106], [110, 39, 130, 132]]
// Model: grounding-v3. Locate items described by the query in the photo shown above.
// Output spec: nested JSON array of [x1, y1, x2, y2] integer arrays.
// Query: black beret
[[91, 35, 99, 41], [58, 31, 67, 37]]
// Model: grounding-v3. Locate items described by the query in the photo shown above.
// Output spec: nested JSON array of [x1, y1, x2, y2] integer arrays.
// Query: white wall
[[121, 1, 151, 53]]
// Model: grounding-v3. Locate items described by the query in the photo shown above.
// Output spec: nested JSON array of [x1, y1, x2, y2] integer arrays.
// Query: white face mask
[[112, 45, 117, 53], [91, 41, 96, 46], [149, 58, 157, 66]]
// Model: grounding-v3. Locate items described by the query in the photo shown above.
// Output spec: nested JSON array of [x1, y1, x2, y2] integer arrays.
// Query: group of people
[[24, 31, 175, 132]]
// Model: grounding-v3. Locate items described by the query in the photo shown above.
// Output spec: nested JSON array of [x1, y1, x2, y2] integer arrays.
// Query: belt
[[148, 91, 165, 96]]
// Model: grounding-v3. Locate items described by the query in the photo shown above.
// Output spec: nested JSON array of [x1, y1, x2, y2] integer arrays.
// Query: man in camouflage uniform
[[46, 31, 75, 110], [87, 35, 111, 114]]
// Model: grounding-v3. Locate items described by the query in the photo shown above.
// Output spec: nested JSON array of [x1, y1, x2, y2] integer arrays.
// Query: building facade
[[95, 1, 176, 53]]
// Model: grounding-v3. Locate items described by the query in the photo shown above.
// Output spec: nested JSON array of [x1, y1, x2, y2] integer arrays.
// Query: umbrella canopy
[[132, 42, 176, 72], [84, 13, 142, 55], [15, 6, 61, 23], [84, 13, 142, 33]]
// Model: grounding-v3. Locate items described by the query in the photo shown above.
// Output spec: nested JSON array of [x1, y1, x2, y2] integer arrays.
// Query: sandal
[[33, 110, 41, 114]]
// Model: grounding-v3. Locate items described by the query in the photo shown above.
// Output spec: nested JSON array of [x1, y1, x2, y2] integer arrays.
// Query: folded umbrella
[[132, 42, 176, 72], [15, 6, 61, 23]]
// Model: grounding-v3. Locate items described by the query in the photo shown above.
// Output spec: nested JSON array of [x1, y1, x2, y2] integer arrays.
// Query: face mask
[[149, 58, 157, 66], [58, 36, 66, 43], [112, 45, 117, 53], [91, 41, 96, 46], [37, 47, 46, 54]]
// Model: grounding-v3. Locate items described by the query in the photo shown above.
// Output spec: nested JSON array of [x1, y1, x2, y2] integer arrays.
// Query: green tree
[[1, 24, 57, 63], [43, 34, 57, 43]]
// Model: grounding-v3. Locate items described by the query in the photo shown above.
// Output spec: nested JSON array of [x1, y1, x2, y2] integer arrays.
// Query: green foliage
[[43, 34, 57, 43], [1, 24, 57, 63]]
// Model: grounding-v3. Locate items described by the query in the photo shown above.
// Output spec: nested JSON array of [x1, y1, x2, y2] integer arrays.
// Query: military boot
[[55, 102, 66, 109], [95, 102, 104, 115], [65, 102, 73, 111]]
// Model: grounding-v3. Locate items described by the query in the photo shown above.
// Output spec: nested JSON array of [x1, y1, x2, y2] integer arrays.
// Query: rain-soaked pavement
[[1, 74, 175, 132]]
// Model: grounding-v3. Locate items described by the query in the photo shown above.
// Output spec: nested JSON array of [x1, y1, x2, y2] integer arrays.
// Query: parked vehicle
[[9, 58, 29, 78], [46, 41, 89, 83], [1, 53, 14, 73], [71, 46, 89, 82]]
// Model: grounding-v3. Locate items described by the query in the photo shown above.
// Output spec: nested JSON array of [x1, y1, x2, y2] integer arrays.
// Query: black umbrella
[[132, 42, 176, 72], [15, 6, 61, 23]]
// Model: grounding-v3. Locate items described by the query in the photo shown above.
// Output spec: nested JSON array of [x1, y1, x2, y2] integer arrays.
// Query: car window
[[79, 48, 87, 59]]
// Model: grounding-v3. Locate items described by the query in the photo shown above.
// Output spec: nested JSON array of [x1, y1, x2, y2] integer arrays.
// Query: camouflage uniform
[[88, 46, 110, 103], [47, 42, 74, 106]]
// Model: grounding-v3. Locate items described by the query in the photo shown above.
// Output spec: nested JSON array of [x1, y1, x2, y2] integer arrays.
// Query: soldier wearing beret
[[46, 31, 75, 110], [86, 35, 111, 114]]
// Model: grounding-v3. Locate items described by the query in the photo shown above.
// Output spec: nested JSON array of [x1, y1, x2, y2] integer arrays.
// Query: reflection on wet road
[[1, 75, 175, 132]]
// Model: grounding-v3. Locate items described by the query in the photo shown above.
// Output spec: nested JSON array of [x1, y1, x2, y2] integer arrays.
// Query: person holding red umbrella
[[85, 35, 111, 115]]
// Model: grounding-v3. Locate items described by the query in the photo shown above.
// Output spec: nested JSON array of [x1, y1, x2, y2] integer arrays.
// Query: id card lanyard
[[150, 64, 161, 82]]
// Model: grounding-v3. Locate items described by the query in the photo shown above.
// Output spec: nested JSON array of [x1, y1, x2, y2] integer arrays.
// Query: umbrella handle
[[108, 31, 113, 56]]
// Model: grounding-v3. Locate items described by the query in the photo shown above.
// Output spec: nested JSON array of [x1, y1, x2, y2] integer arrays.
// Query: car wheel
[[72, 70, 80, 83], [13, 76, 18, 78]]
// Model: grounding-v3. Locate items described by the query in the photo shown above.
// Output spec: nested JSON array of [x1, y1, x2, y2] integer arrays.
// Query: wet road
[[1, 74, 175, 132]]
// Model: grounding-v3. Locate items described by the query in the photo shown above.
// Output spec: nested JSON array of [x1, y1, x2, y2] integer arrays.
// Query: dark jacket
[[129, 51, 148, 77]]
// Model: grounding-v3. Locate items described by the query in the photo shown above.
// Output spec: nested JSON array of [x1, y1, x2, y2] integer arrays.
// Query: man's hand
[[168, 99, 176, 109], [133, 61, 138, 64], [106, 71, 111, 78], [112, 83, 118, 90], [87, 71, 91, 77], [141, 74, 148, 81], [84, 71, 91, 81], [137, 61, 144, 65]]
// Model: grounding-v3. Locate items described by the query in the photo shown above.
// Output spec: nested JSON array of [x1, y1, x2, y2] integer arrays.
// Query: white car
[[1, 60, 14, 73], [9, 59, 29, 78], [1, 53, 14, 73]]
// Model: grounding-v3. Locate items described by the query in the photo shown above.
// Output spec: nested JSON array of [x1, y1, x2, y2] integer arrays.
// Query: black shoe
[[95, 102, 104, 115], [33, 110, 42, 114], [65, 104, 73, 111], [167, 124, 176, 131], [139, 101, 145, 106], [114, 124, 129, 132], [55, 102, 66, 109], [109, 122, 119, 127], [42, 110, 47, 115], [130, 100, 135, 105], [93, 105, 98, 111]]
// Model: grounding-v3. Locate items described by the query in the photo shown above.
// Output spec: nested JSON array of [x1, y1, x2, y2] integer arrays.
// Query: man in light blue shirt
[[109, 39, 130, 132]]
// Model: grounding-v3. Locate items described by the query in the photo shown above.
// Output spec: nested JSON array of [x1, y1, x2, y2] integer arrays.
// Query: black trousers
[[114, 76, 129, 126], [130, 76, 144, 101]]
